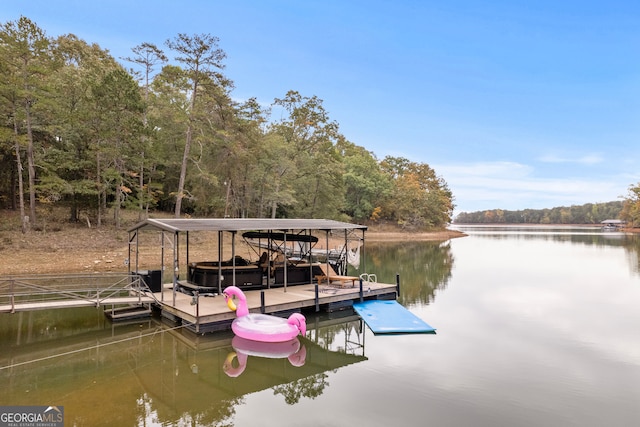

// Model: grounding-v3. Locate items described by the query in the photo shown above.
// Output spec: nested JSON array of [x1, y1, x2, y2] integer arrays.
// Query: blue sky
[[4, 0, 640, 215]]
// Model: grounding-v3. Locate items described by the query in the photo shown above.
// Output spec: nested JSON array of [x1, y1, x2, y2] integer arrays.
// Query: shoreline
[[0, 227, 466, 276]]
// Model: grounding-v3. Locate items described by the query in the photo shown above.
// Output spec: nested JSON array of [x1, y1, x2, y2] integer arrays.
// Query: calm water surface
[[2, 225, 640, 426]]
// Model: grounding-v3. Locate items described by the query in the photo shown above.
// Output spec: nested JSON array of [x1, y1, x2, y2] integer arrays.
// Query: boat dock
[[1, 217, 401, 335], [0, 273, 397, 334], [156, 280, 397, 333], [124, 217, 399, 333]]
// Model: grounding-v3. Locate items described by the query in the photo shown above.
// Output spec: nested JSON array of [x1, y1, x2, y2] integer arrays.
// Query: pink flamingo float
[[223, 286, 306, 342], [223, 336, 307, 377]]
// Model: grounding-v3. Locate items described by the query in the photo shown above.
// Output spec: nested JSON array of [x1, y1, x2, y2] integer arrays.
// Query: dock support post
[[195, 290, 200, 334], [10, 279, 15, 314], [160, 231, 165, 302], [260, 290, 265, 314], [315, 283, 319, 312], [359, 278, 363, 302], [396, 274, 400, 298]]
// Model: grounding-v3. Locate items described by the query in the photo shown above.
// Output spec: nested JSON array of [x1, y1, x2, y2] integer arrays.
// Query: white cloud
[[435, 161, 627, 214], [437, 161, 533, 179], [538, 153, 603, 165]]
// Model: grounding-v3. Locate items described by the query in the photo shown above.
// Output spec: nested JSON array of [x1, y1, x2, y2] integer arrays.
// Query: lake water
[[2, 225, 640, 426]]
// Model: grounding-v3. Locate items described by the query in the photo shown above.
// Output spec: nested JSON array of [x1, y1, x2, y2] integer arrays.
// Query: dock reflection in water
[[0, 308, 367, 426]]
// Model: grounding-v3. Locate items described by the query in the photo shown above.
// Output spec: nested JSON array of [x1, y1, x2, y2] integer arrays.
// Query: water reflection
[[223, 336, 306, 377], [452, 224, 632, 245], [616, 232, 640, 275], [354, 240, 454, 306], [453, 224, 640, 276], [7, 227, 640, 426], [0, 309, 367, 426]]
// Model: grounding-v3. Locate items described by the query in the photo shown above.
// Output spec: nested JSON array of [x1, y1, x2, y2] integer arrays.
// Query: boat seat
[[315, 263, 360, 288], [258, 251, 270, 274], [315, 274, 360, 288]]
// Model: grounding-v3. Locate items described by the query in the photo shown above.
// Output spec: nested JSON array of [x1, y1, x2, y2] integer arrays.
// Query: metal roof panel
[[128, 218, 367, 233]]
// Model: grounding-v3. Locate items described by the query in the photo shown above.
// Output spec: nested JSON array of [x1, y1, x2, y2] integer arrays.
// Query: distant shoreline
[[451, 223, 639, 233]]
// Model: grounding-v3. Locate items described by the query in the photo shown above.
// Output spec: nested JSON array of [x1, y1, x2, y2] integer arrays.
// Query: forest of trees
[[453, 201, 624, 224], [0, 17, 454, 232]]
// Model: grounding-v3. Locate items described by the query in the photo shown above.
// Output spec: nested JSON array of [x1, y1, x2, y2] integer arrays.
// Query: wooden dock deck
[[155, 280, 397, 333], [0, 273, 397, 335]]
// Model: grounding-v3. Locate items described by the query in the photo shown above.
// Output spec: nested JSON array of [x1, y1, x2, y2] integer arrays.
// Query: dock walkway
[[0, 296, 155, 313], [0, 273, 154, 314]]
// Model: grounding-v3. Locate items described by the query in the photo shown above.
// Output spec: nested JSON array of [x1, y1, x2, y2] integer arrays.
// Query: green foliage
[[268, 91, 346, 218], [0, 16, 455, 231], [454, 201, 624, 224], [378, 156, 454, 229], [0, 16, 56, 227], [340, 141, 393, 222], [620, 183, 640, 227]]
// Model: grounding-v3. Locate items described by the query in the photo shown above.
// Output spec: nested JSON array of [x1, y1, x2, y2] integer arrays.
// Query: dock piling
[[195, 290, 200, 334]]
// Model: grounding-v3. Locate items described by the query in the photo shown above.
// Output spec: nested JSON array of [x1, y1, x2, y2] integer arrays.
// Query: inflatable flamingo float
[[223, 286, 306, 342], [223, 336, 307, 377]]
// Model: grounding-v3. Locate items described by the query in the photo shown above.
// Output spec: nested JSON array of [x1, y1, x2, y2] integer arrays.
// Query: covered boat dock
[[127, 218, 397, 333]]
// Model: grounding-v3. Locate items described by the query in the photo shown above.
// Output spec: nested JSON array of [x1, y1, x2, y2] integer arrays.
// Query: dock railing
[[0, 273, 157, 314]]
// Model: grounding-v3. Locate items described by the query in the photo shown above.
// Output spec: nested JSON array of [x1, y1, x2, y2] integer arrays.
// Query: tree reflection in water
[[272, 373, 329, 404], [356, 240, 454, 306]]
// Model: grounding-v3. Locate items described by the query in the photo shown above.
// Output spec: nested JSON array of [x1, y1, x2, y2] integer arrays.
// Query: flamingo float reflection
[[223, 335, 307, 377]]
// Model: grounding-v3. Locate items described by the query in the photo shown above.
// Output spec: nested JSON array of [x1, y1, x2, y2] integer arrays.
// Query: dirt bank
[[0, 218, 466, 275]]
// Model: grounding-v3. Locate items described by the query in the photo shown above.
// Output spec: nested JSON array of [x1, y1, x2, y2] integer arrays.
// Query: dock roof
[[601, 219, 625, 224], [128, 218, 367, 233]]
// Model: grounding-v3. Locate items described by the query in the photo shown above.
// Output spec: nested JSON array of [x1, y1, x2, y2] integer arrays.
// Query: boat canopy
[[128, 218, 367, 234], [127, 218, 367, 292], [242, 231, 319, 243]]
